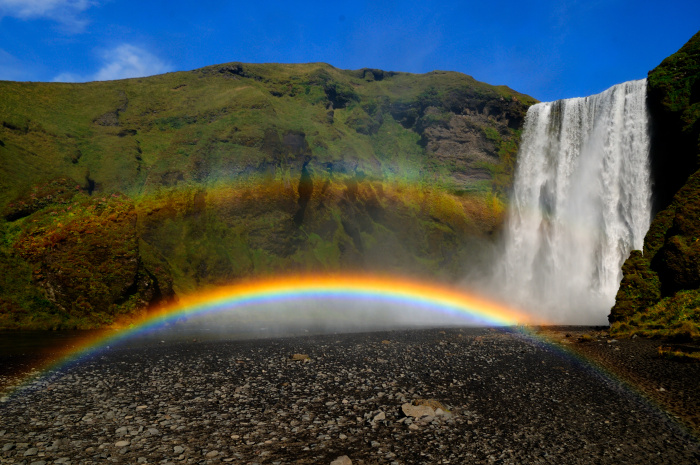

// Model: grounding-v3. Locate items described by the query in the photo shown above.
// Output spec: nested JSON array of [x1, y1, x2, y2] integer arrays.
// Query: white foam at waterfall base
[[495, 79, 651, 324]]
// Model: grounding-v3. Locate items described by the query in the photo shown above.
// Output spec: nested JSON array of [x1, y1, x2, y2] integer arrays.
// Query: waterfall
[[499, 79, 651, 324]]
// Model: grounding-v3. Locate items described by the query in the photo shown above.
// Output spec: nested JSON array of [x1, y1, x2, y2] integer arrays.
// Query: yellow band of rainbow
[[2, 273, 537, 398]]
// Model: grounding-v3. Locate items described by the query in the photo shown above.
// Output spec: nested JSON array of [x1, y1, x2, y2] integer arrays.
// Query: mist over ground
[[143, 298, 485, 342]]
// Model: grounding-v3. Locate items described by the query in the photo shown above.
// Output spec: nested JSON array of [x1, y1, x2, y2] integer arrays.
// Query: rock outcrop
[[609, 31, 700, 337], [2, 184, 172, 329]]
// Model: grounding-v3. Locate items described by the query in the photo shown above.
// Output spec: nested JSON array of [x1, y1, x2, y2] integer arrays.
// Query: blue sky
[[0, 1, 698, 101]]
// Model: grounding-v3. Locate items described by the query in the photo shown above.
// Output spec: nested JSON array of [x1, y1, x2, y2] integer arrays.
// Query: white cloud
[[94, 44, 171, 81], [53, 44, 172, 82], [0, 0, 98, 30]]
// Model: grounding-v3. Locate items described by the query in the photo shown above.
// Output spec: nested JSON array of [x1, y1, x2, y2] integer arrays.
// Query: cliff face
[[610, 31, 700, 338], [0, 63, 535, 329]]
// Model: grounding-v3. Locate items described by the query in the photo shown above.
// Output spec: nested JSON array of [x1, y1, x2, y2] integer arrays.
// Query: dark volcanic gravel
[[1, 327, 698, 464], [547, 329, 700, 435]]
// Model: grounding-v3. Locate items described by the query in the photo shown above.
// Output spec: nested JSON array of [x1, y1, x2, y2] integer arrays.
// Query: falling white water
[[498, 79, 651, 324]]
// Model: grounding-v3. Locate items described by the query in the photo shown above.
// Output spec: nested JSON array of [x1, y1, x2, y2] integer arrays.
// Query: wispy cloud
[[0, 0, 98, 30], [52, 71, 82, 82], [54, 44, 172, 82], [94, 44, 171, 81], [0, 48, 29, 81]]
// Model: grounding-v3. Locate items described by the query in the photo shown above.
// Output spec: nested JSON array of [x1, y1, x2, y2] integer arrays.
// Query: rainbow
[[1, 273, 534, 398], [147, 273, 534, 327], [2, 274, 697, 442]]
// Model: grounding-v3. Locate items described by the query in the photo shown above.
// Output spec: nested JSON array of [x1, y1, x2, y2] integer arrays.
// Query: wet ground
[[540, 327, 700, 436], [0, 327, 699, 464]]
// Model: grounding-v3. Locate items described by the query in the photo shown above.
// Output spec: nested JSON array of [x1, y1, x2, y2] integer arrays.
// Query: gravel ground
[[1, 327, 699, 464], [541, 328, 700, 436]]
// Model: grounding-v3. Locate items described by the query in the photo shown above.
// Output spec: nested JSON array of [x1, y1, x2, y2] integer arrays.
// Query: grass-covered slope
[[610, 31, 700, 340], [0, 63, 535, 329]]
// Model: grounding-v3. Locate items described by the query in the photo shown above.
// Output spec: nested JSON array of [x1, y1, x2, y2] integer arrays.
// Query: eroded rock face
[[2, 178, 82, 222], [609, 251, 661, 323], [421, 113, 503, 184], [609, 31, 700, 326], [646, 31, 700, 212], [11, 188, 172, 327]]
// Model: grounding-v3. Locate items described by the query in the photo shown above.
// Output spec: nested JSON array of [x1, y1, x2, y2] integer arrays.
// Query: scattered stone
[[401, 403, 435, 419], [24, 447, 38, 456], [0, 327, 697, 464]]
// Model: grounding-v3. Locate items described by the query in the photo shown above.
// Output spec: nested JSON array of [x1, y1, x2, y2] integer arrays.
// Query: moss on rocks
[[610, 31, 700, 338]]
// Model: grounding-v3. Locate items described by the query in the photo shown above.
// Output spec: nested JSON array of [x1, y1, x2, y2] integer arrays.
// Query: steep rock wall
[[610, 31, 700, 335]]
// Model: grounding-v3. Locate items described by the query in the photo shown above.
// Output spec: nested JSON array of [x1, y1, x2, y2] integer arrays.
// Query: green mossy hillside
[[0, 176, 507, 329], [0, 63, 535, 205], [0, 63, 535, 329]]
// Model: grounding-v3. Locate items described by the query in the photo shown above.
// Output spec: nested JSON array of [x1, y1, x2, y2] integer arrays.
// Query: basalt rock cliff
[[610, 31, 700, 339], [0, 63, 535, 329]]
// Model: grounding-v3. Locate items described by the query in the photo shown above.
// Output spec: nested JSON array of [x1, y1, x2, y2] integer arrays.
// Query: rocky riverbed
[[1, 327, 699, 464]]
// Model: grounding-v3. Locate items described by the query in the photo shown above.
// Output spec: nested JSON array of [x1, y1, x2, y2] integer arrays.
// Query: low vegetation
[[0, 63, 535, 329]]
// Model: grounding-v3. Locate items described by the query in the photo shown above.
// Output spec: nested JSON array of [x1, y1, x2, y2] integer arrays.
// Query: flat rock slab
[[401, 402, 434, 419], [1, 327, 698, 464]]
